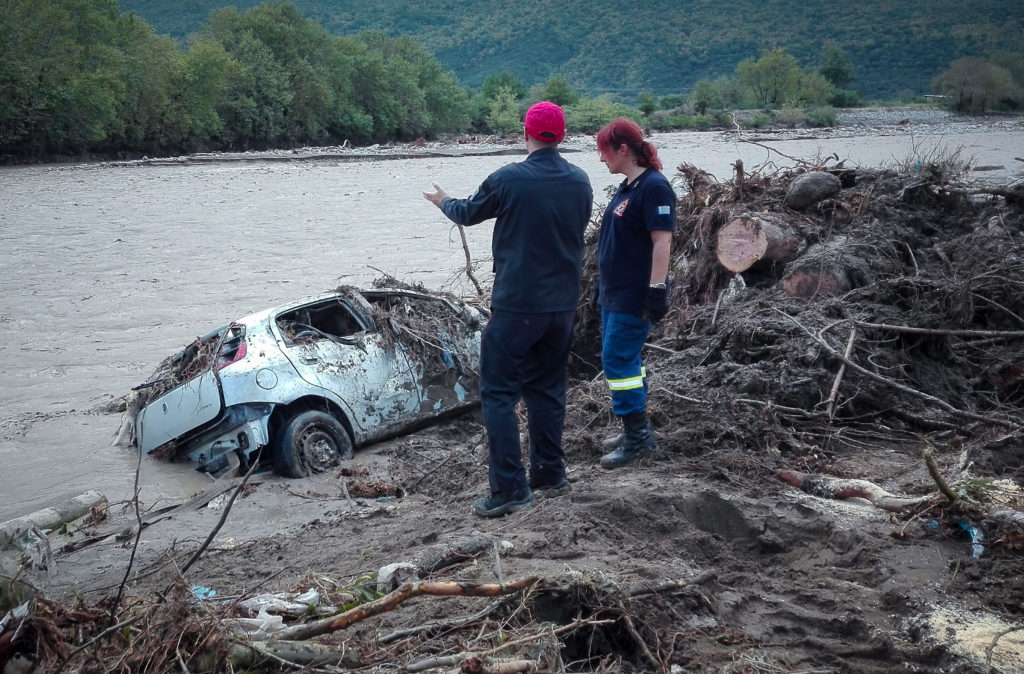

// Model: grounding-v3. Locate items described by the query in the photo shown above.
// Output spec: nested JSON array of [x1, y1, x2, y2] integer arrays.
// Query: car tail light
[[215, 323, 247, 371]]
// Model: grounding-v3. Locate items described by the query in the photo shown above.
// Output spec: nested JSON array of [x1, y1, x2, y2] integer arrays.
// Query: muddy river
[[1, 120, 1022, 522]]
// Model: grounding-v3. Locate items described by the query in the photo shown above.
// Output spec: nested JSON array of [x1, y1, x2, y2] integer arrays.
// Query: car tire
[[273, 410, 353, 478]]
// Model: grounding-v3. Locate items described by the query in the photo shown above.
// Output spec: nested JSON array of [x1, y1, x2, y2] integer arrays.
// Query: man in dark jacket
[[423, 102, 593, 517]]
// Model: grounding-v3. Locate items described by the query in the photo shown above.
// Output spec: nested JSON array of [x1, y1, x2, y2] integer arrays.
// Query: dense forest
[[1, 0, 1022, 161], [118, 0, 1024, 99]]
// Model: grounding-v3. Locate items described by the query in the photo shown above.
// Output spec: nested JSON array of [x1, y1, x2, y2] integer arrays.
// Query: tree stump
[[715, 213, 805, 273], [780, 236, 867, 298]]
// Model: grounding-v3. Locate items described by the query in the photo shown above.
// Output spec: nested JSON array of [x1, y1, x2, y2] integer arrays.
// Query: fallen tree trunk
[[715, 213, 805, 273]]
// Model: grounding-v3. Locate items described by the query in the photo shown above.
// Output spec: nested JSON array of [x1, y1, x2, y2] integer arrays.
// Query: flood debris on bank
[[3, 153, 1024, 674]]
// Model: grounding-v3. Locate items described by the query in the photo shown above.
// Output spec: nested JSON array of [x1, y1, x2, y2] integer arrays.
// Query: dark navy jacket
[[597, 167, 676, 316], [440, 147, 593, 313]]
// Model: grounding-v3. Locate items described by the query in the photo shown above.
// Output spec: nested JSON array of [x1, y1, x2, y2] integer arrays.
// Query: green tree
[[637, 92, 656, 116], [486, 85, 522, 134], [481, 71, 526, 102], [819, 44, 854, 89], [690, 76, 748, 114], [529, 75, 579, 107], [564, 95, 638, 133], [736, 48, 801, 107], [794, 70, 834, 106], [932, 57, 1017, 113]]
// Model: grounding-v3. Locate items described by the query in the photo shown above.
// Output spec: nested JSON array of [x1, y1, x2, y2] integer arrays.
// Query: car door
[[275, 297, 424, 442], [360, 291, 483, 417]]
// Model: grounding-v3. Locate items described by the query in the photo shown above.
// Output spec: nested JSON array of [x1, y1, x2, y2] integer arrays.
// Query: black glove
[[644, 284, 668, 323]]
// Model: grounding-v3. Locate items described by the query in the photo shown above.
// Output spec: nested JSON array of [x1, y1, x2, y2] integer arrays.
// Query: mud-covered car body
[[133, 287, 485, 476]]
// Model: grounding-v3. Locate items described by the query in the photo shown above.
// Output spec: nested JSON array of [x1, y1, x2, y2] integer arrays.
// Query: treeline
[[120, 0, 1024, 100], [0, 0, 470, 159], [2, 0, 1022, 162]]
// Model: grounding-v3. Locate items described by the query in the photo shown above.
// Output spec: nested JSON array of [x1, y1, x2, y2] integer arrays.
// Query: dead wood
[[781, 311, 1020, 429], [716, 213, 805, 273], [779, 236, 868, 298], [776, 469, 934, 512], [923, 448, 959, 504], [216, 639, 362, 669], [453, 223, 485, 296], [410, 534, 495, 575], [274, 576, 540, 641]]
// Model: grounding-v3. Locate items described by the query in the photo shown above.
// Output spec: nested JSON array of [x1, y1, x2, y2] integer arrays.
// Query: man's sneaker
[[529, 478, 572, 499], [473, 489, 533, 517]]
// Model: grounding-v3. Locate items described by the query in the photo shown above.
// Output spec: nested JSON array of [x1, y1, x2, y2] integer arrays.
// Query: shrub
[[565, 96, 638, 133], [806, 105, 837, 127], [745, 113, 772, 129], [777, 106, 805, 128]]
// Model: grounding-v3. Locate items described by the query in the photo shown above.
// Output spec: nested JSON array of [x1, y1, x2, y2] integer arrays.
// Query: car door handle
[[301, 356, 319, 364]]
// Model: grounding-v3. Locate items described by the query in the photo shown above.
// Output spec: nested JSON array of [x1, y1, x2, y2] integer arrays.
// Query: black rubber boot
[[599, 412, 658, 468]]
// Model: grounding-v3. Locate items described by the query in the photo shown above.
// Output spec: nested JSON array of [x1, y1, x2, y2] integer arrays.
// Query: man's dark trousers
[[480, 309, 575, 495]]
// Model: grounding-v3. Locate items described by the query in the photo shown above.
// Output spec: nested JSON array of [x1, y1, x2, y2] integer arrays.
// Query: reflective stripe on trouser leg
[[600, 308, 651, 416]]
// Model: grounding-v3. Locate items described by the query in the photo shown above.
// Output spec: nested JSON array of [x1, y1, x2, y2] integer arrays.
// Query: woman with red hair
[[594, 117, 676, 468]]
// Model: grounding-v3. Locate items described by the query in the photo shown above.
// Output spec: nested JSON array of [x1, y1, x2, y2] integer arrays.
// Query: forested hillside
[[118, 0, 1023, 98]]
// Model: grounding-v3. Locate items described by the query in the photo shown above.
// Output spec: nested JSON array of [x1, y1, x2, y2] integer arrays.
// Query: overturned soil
[[5, 145, 1024, 673]]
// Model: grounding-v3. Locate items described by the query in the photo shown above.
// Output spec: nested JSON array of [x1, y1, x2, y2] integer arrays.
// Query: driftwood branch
[[177, 454, 260, 579], [454, 223, 484, 296], [854, 321, 1024, 340], [923, 448, 958, 504], [275, 576, 540, 641], [824, 326, 857, 421]]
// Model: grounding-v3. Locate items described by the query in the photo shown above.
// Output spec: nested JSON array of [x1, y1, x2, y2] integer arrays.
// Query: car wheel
[[273, 410, 353, 478]]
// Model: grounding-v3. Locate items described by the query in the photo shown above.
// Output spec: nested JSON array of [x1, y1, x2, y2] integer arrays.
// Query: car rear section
[[133, 321, 263, 473]]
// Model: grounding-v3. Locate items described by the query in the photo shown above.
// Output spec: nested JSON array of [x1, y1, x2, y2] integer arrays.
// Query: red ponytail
[[596, 118, 662, 171]]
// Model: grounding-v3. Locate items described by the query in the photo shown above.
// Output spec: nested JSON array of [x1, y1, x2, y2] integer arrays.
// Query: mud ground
[[38, 408, 1023, 673]]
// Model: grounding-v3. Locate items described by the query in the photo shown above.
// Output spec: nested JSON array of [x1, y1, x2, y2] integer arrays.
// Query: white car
[[132, 287, 485, 477]]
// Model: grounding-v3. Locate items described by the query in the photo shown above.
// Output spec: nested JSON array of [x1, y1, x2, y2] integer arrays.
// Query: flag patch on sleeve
[[657, 205, 671, 215]]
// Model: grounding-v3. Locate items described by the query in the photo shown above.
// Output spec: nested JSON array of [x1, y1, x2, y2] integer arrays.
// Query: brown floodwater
[[1, 122, 1021, 522]]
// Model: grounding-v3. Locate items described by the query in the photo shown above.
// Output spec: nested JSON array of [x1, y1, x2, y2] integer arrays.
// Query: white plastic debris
[[376, 562, 419, 593]]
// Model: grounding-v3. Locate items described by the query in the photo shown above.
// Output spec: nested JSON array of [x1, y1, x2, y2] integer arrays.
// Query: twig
[[616, 598, 660, 670], [378, 600, 502, 644], [654, 386, 705, 405], [61, 617, 138, 663], [923, 448, 958, 504], [176, 453, 261, 581], [404, 617, 614, 672], [493, 539, 504, 585], [825, 326, 857, 421], [986, 625, 1024, 668], [854, 321, 1024, 339], [736, 398, 822, 419], [109, 435, 147, 623], [780, 311, 1019, 429], [409, 446, 459, 491], [644, 342, 678, 354], [454, 223, 484, 296]]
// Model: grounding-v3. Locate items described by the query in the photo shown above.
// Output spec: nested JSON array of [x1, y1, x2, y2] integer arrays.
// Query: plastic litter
[[956, 520, 985, 558]]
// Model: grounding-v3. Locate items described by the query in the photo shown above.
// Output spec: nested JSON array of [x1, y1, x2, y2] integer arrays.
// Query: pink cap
[[524, 101, 566, 143]]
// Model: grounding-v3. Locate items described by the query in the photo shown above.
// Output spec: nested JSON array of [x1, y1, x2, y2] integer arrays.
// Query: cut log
[[715, 213, 805, 273], [780, 236, 867, 298]]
